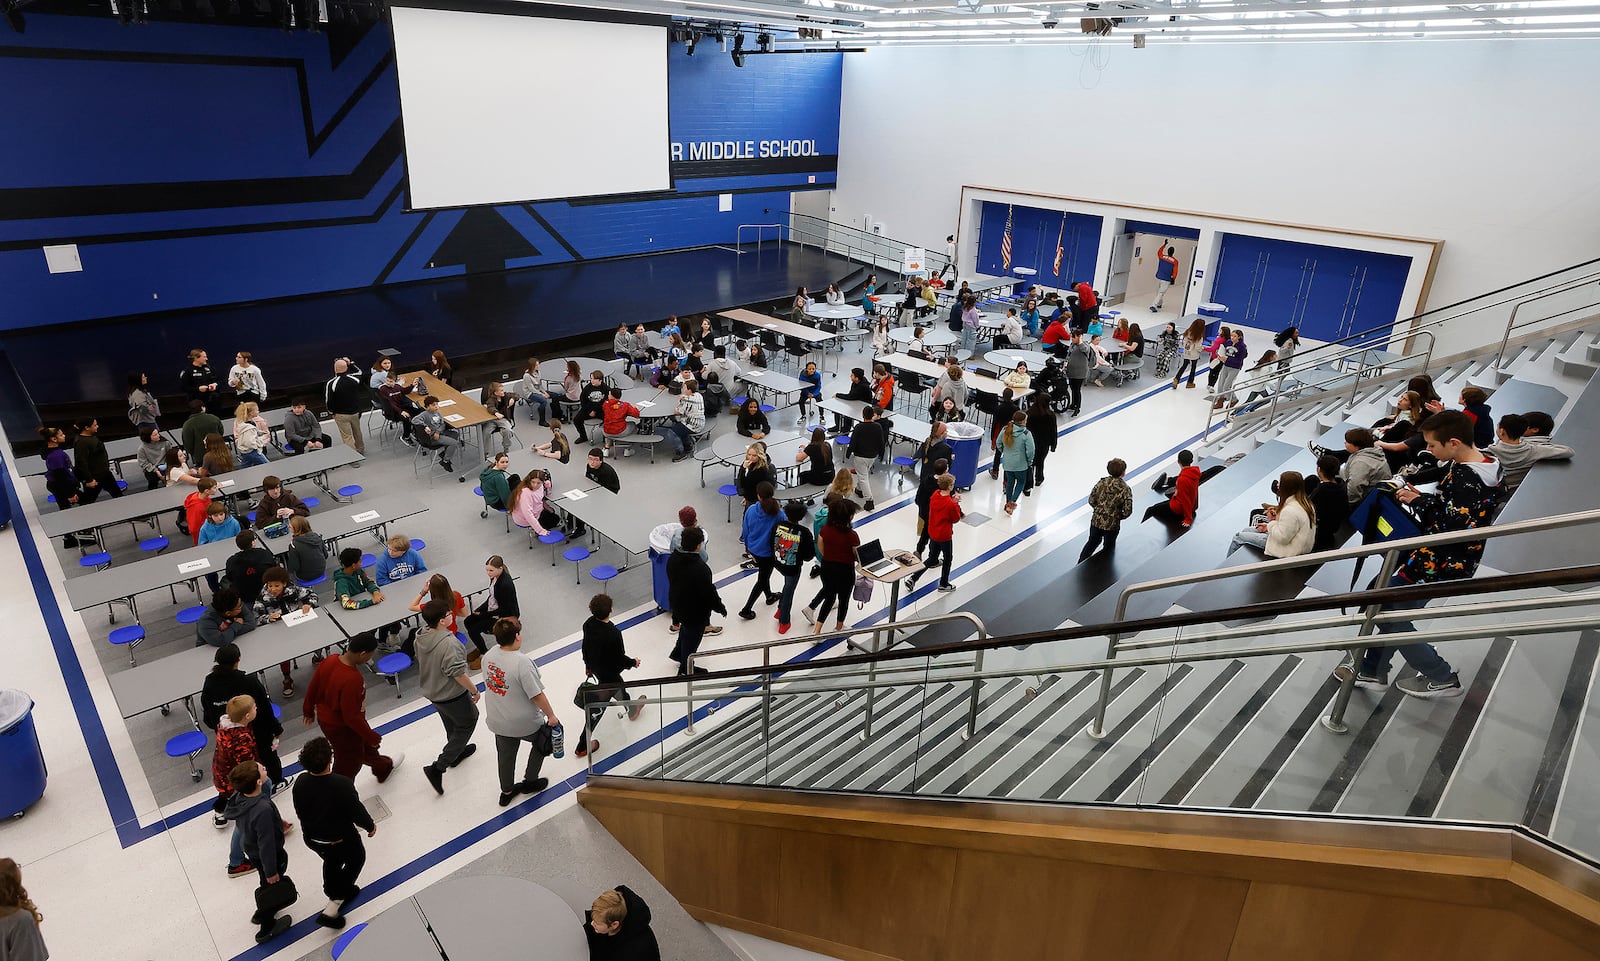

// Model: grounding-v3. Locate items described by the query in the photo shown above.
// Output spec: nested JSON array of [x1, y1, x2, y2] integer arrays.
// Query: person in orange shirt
[[185, 476, 220, 545], [601, 387, 641, 457], [872, 364, 895, 412]]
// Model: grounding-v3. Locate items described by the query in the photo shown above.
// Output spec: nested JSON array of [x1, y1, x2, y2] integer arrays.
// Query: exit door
[[1210, 233, 1411, 343]]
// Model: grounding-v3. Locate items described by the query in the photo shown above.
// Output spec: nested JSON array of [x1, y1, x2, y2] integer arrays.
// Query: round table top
[[343, 876, 586, 961], [1094, 339, 1131, 354], [710, 429, 800, 464], [888, 327, 957, 347], [986, 349, 1054, 371], [1013, 267, 1037, 276], [977, 313, 1008, 330], [806, 303, 865, 320], [550, 356, 623, 378]]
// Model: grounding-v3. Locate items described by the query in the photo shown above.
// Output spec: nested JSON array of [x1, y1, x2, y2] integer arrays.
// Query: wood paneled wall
[[579, 779, 1600, 961]]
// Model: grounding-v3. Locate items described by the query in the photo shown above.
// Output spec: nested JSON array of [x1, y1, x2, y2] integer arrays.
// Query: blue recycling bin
[[1197, 302, 1229, 341], [648, 524, 679, 613], [0, 691, 46, 819], [945, 422, 984, 491]]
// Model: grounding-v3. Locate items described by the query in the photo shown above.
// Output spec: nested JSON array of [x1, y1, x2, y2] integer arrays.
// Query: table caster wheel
[[160, 705, 171, 716], [190, 770, 202, 782]]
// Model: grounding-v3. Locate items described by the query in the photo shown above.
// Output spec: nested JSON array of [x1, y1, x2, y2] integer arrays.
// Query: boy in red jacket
[[185, 476, 219, 545], [907, 475, 963, 593], [601, 387, 642, 457], [1145, 449, 1201, 528]]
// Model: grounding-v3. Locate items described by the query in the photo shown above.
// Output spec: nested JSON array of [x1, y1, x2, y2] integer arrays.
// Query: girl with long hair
[[810, 498, 861, 636], [796, 426, 834, 486], [408, 571, 466, 636], [127, 371, 160, 429], [997, 410, 1035, 515], [536, 419, 571, 463], [1173, 317, 1207, 389], [0, 856, 47, 960], [201, 431, 234, 477], [429, 350, 453, 385], [737, 481, 783, 618], [233, 401, 271, 468], [1229, 470, 1316, 558]]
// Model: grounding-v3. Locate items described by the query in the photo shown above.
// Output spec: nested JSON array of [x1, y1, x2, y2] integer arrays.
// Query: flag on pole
[[1000, 205, 1014, 272], [1052, 214, 1066, 276]]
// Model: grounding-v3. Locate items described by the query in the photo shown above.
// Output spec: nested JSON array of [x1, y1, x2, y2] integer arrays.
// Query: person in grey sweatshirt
[[196, 587, 259, 647], [223, 760, 294, 943], [136, 426, 171, 490], [283, 399, 332, 453], [1340, 428, 1393, 504], [1061, 333, 1093, 416], [1487, 412, 1573, 494]]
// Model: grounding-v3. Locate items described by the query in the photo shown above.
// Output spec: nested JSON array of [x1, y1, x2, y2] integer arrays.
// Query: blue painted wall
[[974, 202, 1101, 288], [0, 15, 842, 330], [1209, 234, 1412, 342]]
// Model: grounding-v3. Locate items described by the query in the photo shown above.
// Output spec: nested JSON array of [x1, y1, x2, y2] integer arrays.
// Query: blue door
[[1210, 234, 1411, 343]]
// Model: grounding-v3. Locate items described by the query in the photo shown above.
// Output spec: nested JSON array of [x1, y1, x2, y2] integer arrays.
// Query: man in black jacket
[[226, 530, 279, 604], [847, 406, 887, 511], [572, 449, 620, 538], [831, 368, 873, 433], [584, 885, 661, 961], [575, 371, 610, 444], [324, 357, 368, 457], [292, 736, 375, 931], [1305, 454, 1350, 552], [666, 527, 725, 676], [578, 593, 642, 757], [201, 643, 285, 798], [179, 347, 221, 411]]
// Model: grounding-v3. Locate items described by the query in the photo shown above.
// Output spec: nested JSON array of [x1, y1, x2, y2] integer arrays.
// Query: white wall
[[835, 39, 1600, 346]]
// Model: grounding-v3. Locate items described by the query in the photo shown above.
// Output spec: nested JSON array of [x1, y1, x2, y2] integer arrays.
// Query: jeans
[[1003, 469, 1028, 504], [229, 824, 247, 869], [1229, 527, 1269, 553], [662, 418, 696, 454], [423, 433, 462, 464], [493, 729, 548, 793], [960, 325, 977, 356], [304, 832, 366, 902], [1357, 574, 1456, 682], [670, 621, 706, 670], [776, 569, 801, 625], [237, 449, 270, 468], [485, 422, 518, 455], [921, 539, 952, 587], [429, 691, 479, 770], [1078, 524, 1121, 562], [742, 554, 776, 612], [524, 393, 551, 424]]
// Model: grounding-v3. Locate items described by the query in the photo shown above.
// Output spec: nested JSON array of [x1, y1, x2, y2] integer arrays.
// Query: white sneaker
[[801, 606, 816, 625]]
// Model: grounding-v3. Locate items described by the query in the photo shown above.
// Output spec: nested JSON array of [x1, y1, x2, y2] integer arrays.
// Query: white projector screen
[[389, 5, 671, 209]]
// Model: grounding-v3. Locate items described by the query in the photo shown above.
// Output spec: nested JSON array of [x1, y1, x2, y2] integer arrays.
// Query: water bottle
[[550, 723, 565, 759]]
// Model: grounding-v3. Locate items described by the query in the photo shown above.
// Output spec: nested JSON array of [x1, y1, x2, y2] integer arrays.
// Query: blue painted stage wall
[[974, 202, 1102, 289], [0, 16, 843, 330]]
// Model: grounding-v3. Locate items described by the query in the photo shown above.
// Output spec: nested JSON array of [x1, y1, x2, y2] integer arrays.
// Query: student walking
[[809, 499, 861, 635], [1023, 393, 1058, 493], [201, 643, 286, 795], [738, 483, 783, 619], [291, 737, 375, 930], [906, 475, 962, 593], [996, 411, 1035, 515], [1173, 319, 1206, 389], [222, 760, 295, 944], [302, 633, 404, 783], [579, 594, 643, 757], [770, 501, 816, 634], [324, 358, 368, 456], [482, 618, 561, 806], [1078, 459, 1134, 562], [415, 600, 480, 795], [1150, 241, 1180, 312], [668, 527, 727, 674]]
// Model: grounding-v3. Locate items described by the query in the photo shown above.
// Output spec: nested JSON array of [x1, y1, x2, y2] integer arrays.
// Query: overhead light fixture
[[2, 0, 29, 33], [732, 31, 745, 67], [757, 31, 773, 52], [685, 29, 698, 55]]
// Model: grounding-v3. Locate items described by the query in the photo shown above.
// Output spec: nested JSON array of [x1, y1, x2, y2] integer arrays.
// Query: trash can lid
[[0, 690, 33, 731], [650, 522, 682, 554], [945, 422, 984, 441]]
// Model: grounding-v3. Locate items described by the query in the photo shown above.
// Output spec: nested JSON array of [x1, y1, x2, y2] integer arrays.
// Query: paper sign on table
[[281, 609, 317, 627], [351, 510, 381, 522], [216, 479, 235, 488], [444, 414, 465, 422], [565, 489, 588, 501], [178, 558, 211, 573], [636, 401, 655, 409], [435, 399, 456, 407]]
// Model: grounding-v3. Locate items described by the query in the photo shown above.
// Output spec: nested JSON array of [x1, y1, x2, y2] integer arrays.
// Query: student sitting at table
[[1088, 335, 1116, 387], [253, 568, 318, 696], [283, 398, 333, 453], [375, 533, 426, 587], [824, 283, 844, 305], [254, 476, 309, 530], [663, 380, 704, 462], [997, 309, 1025, 349], [516, 358, 553, 428], [414, 395, 464, 476], [871, 315, 890, 356], [831, 368, 873, 433], [285, 515, 326, 583], [199, 498, 242, 549], [660, 315, 682, 339], [479, 452, 519, 513], [428, 350, 454, 386], [200, 432, 234, 477], [333, 547, 385, 611], [226, 529, 278, 604], [136, 426, 170, 491], [601, 387, 642, 456], [797, 361, 823, 423], [1040, 316, 1072, 355], [705, 345, 741, 385], [536, 419, 573, 464], [907, 325, 929, 358], [612, 324, 634, 361], [628, 325, 654, 377], [919, 280, 938, 318], [574, 371, 609, 444], [1111, 318, 1131, 342], [929, 363, 968, 417], [233, 402, 271, 469], [737, 398, 770, 440], [746, 340, 770, 369], [702, 372, 732, 417], [1002, 362, 1031, 391], [1021, 299, 1042, 337], [873, 364, 895, 412], [377, 370, 423, 446]]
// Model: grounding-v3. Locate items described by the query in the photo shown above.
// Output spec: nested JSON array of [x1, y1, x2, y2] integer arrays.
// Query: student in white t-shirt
[[480, 617, 563, 808]]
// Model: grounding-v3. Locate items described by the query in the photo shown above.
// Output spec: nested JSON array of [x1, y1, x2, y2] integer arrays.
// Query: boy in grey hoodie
[[224, 760, 295, 943], [1339, 428, 1392, 504]]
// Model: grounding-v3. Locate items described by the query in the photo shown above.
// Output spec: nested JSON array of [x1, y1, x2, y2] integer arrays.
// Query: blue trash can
[[0, 691, 46, 819], [945, 422, 984, 491], [1198, 302, 1229, 342], [649, 524, 679, 613]]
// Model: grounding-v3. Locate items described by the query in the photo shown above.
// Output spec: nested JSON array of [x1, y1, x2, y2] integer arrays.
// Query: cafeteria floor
[[1, 312, 1237, 961]]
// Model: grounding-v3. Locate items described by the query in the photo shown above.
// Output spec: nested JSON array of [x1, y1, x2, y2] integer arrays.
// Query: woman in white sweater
[[1229, 470, 1317, 558]]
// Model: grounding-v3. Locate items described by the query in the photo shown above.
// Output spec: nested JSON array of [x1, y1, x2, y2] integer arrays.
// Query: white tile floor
[[0, 330, 1218, 961]]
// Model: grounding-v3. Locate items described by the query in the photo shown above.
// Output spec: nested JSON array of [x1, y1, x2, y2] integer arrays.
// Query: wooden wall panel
[[659, 815, 785, 924], [942, 849, 1248, 961]]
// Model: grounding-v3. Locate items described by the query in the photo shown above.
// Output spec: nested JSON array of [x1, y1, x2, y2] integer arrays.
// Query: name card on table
[[351, 510, 381, 523], [281, 609, 317, 627], [564, 489, 588, 501], [444, 414, 465, 423], [177, 558, 211, 573], [636, 401, 655, 409], [216, 479, 235, 488], [435, 399, 456, 407]]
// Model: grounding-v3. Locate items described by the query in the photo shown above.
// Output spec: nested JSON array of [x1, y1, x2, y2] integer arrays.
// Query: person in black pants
[[667, 527, 726, 675], [578, 593, 643, 758], [201, 642, 285, 795], [464, 556, 519, 658], [72, 418, 123, 503], [1023, 393, 1059, 493], [574, 371, 609, 444], [291, 736, 375, 931]]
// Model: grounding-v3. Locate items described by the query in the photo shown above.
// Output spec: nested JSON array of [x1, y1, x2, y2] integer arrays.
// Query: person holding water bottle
[[482, 617, 563, 807]]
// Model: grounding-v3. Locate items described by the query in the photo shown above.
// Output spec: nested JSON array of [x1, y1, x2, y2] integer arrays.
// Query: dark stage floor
[[1, 242, 858, 420]]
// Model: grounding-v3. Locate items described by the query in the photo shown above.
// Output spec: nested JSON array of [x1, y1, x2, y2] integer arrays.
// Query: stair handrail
[[785, 211, 954, 277], [1494, 275, 1600, 374], [1202, 330, 1434, 441]]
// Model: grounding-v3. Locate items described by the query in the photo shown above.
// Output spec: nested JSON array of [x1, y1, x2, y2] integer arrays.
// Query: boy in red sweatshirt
[[1145, 449, 1201, 528], [601, 387, 642, 457], [907, 474, 963, 593], [185, 476, 219, 545]]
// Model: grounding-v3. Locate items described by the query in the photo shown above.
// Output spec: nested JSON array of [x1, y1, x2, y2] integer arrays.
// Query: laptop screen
[[856, 538, 884, 566]]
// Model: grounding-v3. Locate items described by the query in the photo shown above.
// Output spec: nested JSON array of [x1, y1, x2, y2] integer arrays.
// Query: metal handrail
[[1202, 330, 1434, 441], [683, 611, 988, 739], [737, 224, 784, 251], [1494, 277, 1600, 374], [785, 211, 954, 277]]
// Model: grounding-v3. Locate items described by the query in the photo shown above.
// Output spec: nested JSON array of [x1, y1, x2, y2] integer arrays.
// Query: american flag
[[1052, 215, 1065, 276], [1000, 205, 1014, 271]]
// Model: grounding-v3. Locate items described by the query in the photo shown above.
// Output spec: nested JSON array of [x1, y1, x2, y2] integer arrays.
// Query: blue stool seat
[[138, 536, 170, 553], [165, 729, 209, 782], [375, 652, 412, 698], [732, 396, 748, 407], [271, 703, 283, 720], [297, 573, 329, 589], [337, 485, 362, 499], [331, 922, 369, 960], [176, 605, 206, 625], [759, 404, 775, 413], [718, 483, 739, 497], [109, 625, 144, 646], [79, 551, 112, 569], [116, 479, 128, 490], [539, 529, 565, 565], [473, 486, 484, 496], [361, 553, 377, 569], [833, 435, 851, 446], [301, 496, 321, 510], [562, 545, 591, 585], [410, 538, 426, 551], [590, 564, 620, 594], [892, 455, 916, 468], [46, 494, 54, 504], [247, 511, 257, 523]]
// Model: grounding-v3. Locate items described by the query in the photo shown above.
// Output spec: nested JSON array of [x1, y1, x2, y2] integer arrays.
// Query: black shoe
[[739, 609, 756, 620], [498, 790, 517, 807], [672, 451, 692, 463], [316, 912, 347, 930], [517, 776, 549, 795], [442, 460, 454, 473], [765, 593, 780, 606], [256, 916, 292, 944], [449, 743, 477, 768], [423, 764, 444, 795], [1023, 488, 1032, 497], [865, 500, 875, 511]]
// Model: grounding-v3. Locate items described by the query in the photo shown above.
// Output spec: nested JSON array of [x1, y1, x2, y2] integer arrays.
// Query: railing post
[[1321, 548, 1402, 734], [1088, 630, 1120, 740], [761, 645, 772, 743], [862, 627, 881, 740], [684, 653, 696, 736], [964, 642, 985, 740], [1347, 352, 1366, 410]]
